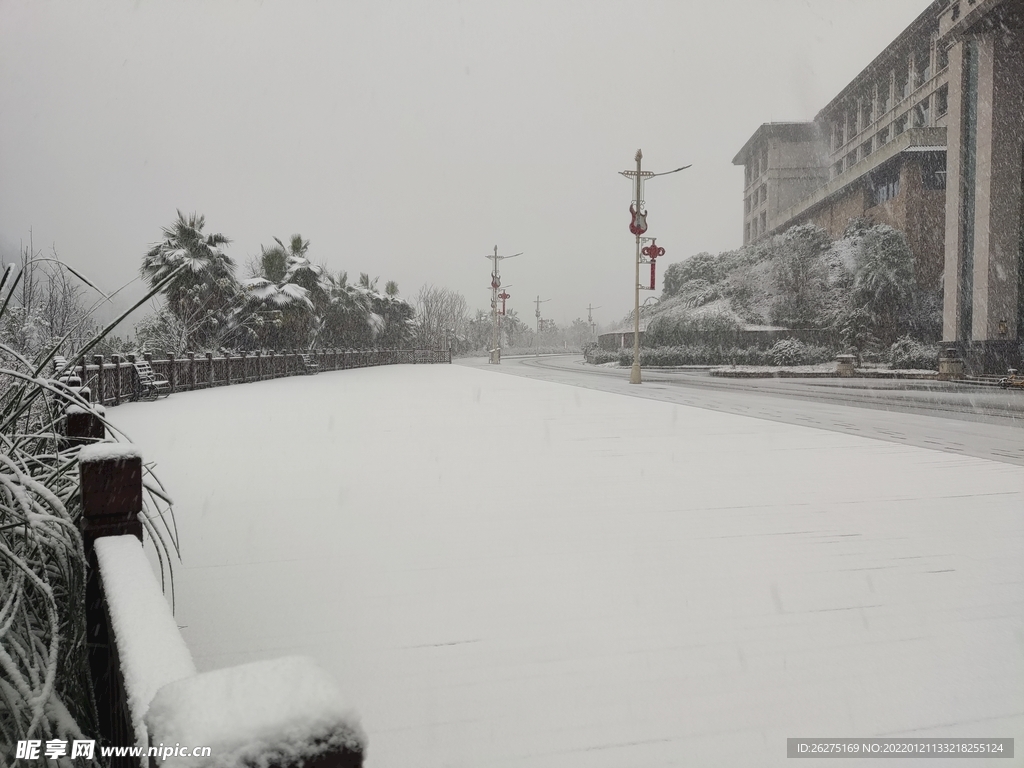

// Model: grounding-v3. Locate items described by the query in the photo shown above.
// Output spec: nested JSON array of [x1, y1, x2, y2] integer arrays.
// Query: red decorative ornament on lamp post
[[641, 238, 666, 290]]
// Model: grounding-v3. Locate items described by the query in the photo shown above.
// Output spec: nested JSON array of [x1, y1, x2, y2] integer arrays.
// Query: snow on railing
[[79, 446, 366, 766], [59, 348, 451, 406]]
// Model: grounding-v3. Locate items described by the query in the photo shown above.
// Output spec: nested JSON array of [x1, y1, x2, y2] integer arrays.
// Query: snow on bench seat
[[146, 656, 366, 767], [94, 535, 197, 748]]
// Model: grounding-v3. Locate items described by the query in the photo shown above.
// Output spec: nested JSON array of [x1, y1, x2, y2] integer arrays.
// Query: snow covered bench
[[132, 360, 171, 400], [81, 444, 366, 766], [299, 353, 320, 374]]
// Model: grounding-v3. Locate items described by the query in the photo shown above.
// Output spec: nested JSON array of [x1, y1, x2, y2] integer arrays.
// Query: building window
[[760, 211, 766, 234], [878, 125, 890, 146], [895, 68, 909, 103], [835, 122, 845, 149], [861, 139, 873, 159], [937, 44, 949, 72], [879, 86, 891, 115], [871, 165, 901, 205], [861, 100, 873, 130], [759, 184, 767, 207], [921, 154, 947, 190], [913, 99, 930, 127], [845, 150, 857, 170], [936, 85, 948, 117], [894, 113, 909, 136], [832, 160, 843, 179], [914, 46, 931, 88]]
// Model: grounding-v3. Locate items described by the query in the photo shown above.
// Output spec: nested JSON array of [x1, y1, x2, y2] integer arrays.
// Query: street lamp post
[[620, 150, 690, 384], [587, 303, 601, 341], [534, 295, 551, 356], [485, 246, 520, 364]]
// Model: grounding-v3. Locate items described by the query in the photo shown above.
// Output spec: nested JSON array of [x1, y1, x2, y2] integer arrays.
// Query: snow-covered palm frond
[[141, 211, 235, 296], [276, 282, 313, 309], [240, 277, 312, 309]]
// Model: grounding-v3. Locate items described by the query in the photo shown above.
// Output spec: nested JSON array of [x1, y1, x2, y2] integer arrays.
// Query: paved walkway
[[113, 364, 1023, 767]]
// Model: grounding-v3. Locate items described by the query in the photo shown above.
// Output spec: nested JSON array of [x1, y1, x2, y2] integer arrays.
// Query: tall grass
[[0, 261, 182, 761]]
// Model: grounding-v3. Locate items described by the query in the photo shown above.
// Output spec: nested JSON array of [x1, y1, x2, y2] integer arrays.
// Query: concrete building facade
[[733, 0, 1023, 371], [938, 0, 1024, 369]]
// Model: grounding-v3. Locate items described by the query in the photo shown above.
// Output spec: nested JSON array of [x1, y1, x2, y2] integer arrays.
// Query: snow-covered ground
[[112, 365, 1023, 767]]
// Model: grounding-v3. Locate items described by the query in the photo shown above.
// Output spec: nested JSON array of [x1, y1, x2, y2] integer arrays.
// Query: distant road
[[460, 354, 1024, 466]]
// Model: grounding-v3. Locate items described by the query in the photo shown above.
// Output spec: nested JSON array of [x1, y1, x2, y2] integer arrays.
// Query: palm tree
[[244, 234, 325, 349], [141, 210, 235, 307], [141, 211, 237, 349]]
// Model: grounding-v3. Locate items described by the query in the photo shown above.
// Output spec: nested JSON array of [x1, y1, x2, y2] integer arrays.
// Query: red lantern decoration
[[641, 239, 666, 290]]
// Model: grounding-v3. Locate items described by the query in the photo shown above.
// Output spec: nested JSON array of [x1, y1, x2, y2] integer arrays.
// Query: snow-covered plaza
[[112, 364, 1023, 767]]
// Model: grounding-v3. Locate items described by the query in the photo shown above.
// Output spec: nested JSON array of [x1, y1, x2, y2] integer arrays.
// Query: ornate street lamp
[[620, 150, 690, 384]]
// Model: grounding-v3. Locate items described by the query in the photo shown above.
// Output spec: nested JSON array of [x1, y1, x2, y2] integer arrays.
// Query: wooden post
[[80, 447, 143, 543], [167, 353, 177, 392], [188, 352, 197, 391], [64, 406, 105, 448], [206, 352, 215, 388], [256, 350, 263, 380], [92, 355, 104, 405], [268, 350, 275, 380], [79, 446, 143, 755], [111, 355, 122, 406]]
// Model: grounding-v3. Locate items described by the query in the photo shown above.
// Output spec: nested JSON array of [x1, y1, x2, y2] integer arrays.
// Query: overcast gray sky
[[0, 0, 928, 331]]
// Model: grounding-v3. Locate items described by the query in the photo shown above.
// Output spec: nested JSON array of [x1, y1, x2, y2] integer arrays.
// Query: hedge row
[[585, 339, 834, 367]]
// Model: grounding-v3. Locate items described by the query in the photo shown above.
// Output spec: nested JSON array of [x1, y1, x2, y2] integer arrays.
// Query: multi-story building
[[733, 123, 829, 245], [733, 0, 1023, 371]]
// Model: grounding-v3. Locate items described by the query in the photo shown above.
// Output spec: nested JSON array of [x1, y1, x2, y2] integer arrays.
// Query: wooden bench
[[133, 360, 171, 400], [299, 353, 319, 375]]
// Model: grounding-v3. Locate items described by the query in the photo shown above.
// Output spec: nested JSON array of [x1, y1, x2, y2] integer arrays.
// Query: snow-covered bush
[[616, 345, 776, 367], [643, 302, 744, 347], [0, 257, 179, 760], [889, 336, 938, 370], [584, 346, 619, 365], [768, 338, 832, 366]]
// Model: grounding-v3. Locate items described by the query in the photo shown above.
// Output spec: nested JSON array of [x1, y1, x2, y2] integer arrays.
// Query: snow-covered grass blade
[[0, 260, 184, 763]]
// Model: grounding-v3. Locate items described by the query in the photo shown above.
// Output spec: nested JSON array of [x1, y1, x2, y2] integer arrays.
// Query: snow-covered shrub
[[643, 302, 744, 347], [768, 224, 833, 327], [585, 347, 620, 365], [852, 226, 917, 343], [0, 258, 180, 761], [889, 336, 938, 370], [661, 252, 722, 297], [768, 338, 832, 366], [616, 345, 775, 367]]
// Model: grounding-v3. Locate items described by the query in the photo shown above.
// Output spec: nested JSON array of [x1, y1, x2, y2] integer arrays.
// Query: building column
[[970, 25, 1024, 345], [941, 39, 967, 342]]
